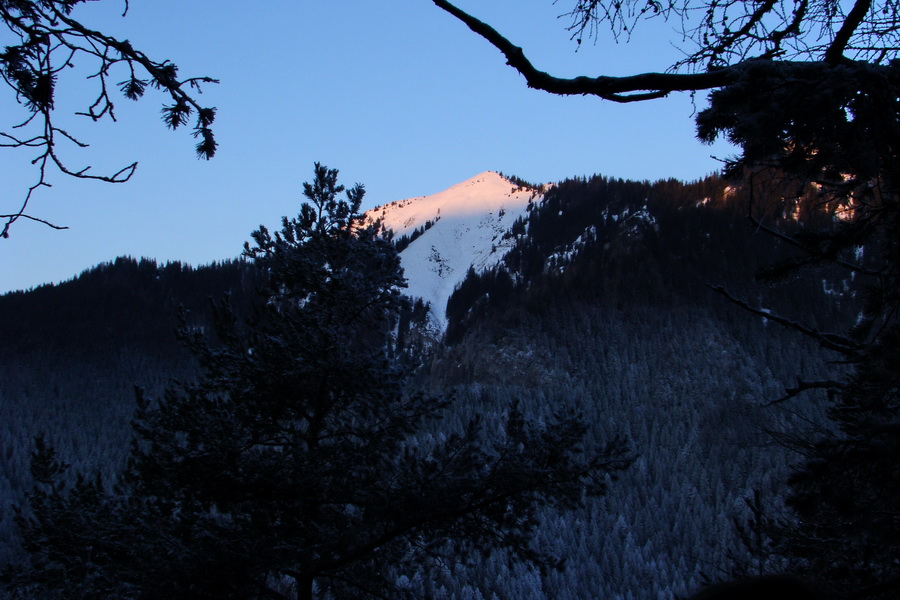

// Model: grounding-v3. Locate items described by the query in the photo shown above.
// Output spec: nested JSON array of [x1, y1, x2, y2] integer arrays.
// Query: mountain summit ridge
[[366, 171, 546, 332]]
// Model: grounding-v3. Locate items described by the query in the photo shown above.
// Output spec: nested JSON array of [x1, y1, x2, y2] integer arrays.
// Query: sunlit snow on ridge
[[365, 171, 544, 334]]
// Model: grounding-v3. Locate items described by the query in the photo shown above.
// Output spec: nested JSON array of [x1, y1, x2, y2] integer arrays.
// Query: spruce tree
[[4, 163, 631, 600]]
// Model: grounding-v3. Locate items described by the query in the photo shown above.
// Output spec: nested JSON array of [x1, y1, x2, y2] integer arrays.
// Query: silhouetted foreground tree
[[2, 164, 631, 600], [433, 1, 899, 595], [1, 0, 217, 237], [686, 574, 829, 600]]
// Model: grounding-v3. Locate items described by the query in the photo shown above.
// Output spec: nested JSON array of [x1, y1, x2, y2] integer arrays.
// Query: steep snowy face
[[365, 171, 542, 333]]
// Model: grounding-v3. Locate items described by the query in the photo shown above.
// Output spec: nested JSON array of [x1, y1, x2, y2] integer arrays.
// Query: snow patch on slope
[[366, 171, 542, 333]]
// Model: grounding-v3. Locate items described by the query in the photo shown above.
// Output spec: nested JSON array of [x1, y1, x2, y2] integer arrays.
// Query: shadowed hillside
[[0, 173, 857, 598]]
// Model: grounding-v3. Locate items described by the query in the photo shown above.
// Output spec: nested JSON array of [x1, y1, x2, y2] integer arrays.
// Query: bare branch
[[765, 378, 848, 406], [747, 207, 881, 277], [707, 284, 862, 355], [431, 0, 735, 101], [1, 0, 218, 237], [0, 211, 68, 238], [826, 0, 875, 62]]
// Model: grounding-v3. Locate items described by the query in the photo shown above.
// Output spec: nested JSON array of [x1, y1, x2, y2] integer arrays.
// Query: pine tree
[[3, 164, 631, 600], [1, 0, 218, 237], [698, 61, 900, 598]]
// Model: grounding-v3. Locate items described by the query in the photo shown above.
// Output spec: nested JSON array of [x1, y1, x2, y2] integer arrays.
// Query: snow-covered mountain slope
[[365, 171, 544, 333]]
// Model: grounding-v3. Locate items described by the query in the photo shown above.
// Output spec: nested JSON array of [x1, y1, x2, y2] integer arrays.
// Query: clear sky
[[1, 0, 736, 294]]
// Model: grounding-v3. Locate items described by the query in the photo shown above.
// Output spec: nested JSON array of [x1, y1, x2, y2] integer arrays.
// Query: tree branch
[[431, 0, 736, 101], [825, 0, 874, 63], [765, 378, 848, 406], [0, 210, 68, 237], [707, 284, 862, 355], [1, 1, 218, 237], [747, 210, 880, 277]]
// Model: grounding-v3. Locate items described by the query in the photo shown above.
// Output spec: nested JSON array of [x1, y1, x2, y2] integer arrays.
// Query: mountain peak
[[369, 171, 530, 236], [366, 172, 545, 333]]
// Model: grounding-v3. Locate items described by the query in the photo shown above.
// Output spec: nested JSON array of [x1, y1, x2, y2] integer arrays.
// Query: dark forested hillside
[[446, 174, 854, 345], [0, 173, 857, 598], [428, 174, 854, 597], [0, 258, 263, 566]]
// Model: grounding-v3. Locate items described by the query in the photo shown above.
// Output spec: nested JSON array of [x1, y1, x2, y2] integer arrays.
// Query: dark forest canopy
[[433, 3, 900, 596], [1, 0, 898, 594], [0, 168, 875, 597], [2, 165, 632, 600]]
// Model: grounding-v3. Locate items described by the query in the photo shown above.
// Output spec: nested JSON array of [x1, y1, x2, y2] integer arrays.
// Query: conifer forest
[[0, 170, 876, 598], [3, 0, 899, 597]]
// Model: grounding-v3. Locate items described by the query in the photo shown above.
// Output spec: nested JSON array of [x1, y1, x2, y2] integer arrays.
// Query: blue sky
[[2, 0, 735, 294]]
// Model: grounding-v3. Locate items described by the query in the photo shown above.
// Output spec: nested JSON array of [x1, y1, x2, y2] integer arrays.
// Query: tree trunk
[[297, 576, 314, 600]]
